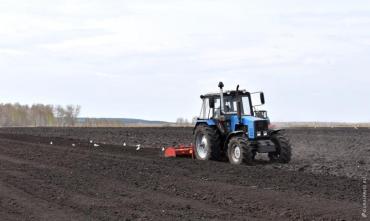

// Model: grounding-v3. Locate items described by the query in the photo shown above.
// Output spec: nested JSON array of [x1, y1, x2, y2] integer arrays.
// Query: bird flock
[[48, 139, 143, 151]]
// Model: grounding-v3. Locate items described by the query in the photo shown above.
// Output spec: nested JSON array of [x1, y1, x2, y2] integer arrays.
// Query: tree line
[[175, 117, 198, 126], [0, 103, 81, 127], [0, 103, 200, 127]]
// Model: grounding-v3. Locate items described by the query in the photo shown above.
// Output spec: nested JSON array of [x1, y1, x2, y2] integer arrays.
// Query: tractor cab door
[[199, 97, 220, 120], [212, 98, 221, 119], [199, 97, 230, 135], [199, 98, 210, 119]]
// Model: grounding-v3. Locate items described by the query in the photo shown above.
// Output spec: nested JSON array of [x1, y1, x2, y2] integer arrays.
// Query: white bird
[[50, 141, 53, 145], [72, 143, 76, 147], [123, 142, 126, 147], [161, 147, 165, 152], [90, 140, 93, 144], [136, 144, 141, 150], [94, 143, 100, 147]]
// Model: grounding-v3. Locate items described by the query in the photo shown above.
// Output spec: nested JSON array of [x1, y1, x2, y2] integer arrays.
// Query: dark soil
[[0, 127, 368, 220]]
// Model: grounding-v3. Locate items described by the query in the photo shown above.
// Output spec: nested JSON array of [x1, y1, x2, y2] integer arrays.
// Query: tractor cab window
[[223, 96, 241, 114], [213, 98, 220, 118], [242, 96, 252, 115], [199, 98, 209, 119], [199, 98, 221, 119], [224, 99, 237, 113], [223, 96, 252, 115]]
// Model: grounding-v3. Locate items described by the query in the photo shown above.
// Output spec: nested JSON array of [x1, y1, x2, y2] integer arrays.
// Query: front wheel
[[268, 131, 292, 163], [227, 137, 254, 165]]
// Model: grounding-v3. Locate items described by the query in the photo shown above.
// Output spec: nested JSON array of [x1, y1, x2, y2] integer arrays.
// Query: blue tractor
[[193, 82, 292, 165]]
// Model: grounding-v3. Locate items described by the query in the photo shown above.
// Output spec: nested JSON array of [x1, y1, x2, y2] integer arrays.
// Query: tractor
[[193, 82, 292, 165]]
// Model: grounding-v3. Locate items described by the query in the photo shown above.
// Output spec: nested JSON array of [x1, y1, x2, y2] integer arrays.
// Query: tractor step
[[164, 145, 195, 158]]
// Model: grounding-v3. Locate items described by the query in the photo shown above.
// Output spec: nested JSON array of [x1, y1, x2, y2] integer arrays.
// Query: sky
[[0, 0, 369, 122]]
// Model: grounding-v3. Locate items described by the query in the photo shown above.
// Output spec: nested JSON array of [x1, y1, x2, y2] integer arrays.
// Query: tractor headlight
[[257, 131, 262, 137], [263, 131, 268, 136]]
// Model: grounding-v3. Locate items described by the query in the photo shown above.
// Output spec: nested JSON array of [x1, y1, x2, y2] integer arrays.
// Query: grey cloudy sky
[[0, 0, 369, 122]]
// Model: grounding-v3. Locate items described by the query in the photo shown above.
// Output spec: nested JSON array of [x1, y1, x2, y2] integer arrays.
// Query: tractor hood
[[230, 115, 269, 139], [241, 115, 265, 123]]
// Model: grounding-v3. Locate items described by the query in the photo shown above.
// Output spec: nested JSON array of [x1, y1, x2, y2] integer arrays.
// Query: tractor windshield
[[224, 96, 252, 115]]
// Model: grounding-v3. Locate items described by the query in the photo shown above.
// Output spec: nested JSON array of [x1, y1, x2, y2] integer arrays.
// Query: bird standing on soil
[[136, 144, 141, 150]]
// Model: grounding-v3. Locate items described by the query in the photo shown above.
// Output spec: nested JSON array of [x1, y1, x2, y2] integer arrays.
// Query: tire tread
[[194, 125, 221, 160]]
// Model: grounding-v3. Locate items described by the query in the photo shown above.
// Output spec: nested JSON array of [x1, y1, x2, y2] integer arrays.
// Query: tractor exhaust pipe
[[236, 85, 242, 123], [218, 82, 224, 113]]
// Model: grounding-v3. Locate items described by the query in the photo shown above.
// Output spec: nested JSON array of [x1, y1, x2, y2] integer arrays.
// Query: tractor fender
[[193, 120, 217, 134], [193, 122, 211, 134], [269, 128, 284, 135], [193, 123, 203, 135], [223, 130, 245, 150]]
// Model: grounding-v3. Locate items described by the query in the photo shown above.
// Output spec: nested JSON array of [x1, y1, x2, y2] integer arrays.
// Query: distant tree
[[176, 117, 193, 126], [53, 105, 81, 127], [45, 105, 55, 126], [64, 105, 81, 126], [55, 105, 66, 126], [176, 117, 185, 125]]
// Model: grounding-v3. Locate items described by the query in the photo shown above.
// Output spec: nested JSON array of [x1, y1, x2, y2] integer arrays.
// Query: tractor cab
[[200, 91, 252, 119], [197, 82, 270, 139], [199, 90, 268, 120]]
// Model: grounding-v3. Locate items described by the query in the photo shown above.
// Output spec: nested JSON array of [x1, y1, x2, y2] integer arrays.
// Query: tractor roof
[[200, 90, 250, 99]]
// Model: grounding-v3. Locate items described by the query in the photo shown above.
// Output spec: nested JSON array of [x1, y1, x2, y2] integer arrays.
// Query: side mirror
[[260, 93, 265, 105], [209, 98, 215, 108]]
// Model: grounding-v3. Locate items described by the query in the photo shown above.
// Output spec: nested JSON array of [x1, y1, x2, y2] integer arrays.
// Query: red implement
[[164, 145, 195, 159]]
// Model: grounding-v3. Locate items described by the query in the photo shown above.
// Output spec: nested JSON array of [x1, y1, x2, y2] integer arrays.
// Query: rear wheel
[[268, 131, 292, 163], [194, 125, 221, 160], [227, 136, 254, 165]]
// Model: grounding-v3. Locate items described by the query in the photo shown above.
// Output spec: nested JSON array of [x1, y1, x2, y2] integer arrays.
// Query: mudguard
[[269, 128, 284, 135], [193, 119, 217, 134], [223, 130, 245, 150]]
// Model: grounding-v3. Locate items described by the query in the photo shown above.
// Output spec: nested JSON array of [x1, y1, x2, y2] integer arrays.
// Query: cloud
[[0, 48, 28, 56], [94, 72, 121, 79]]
